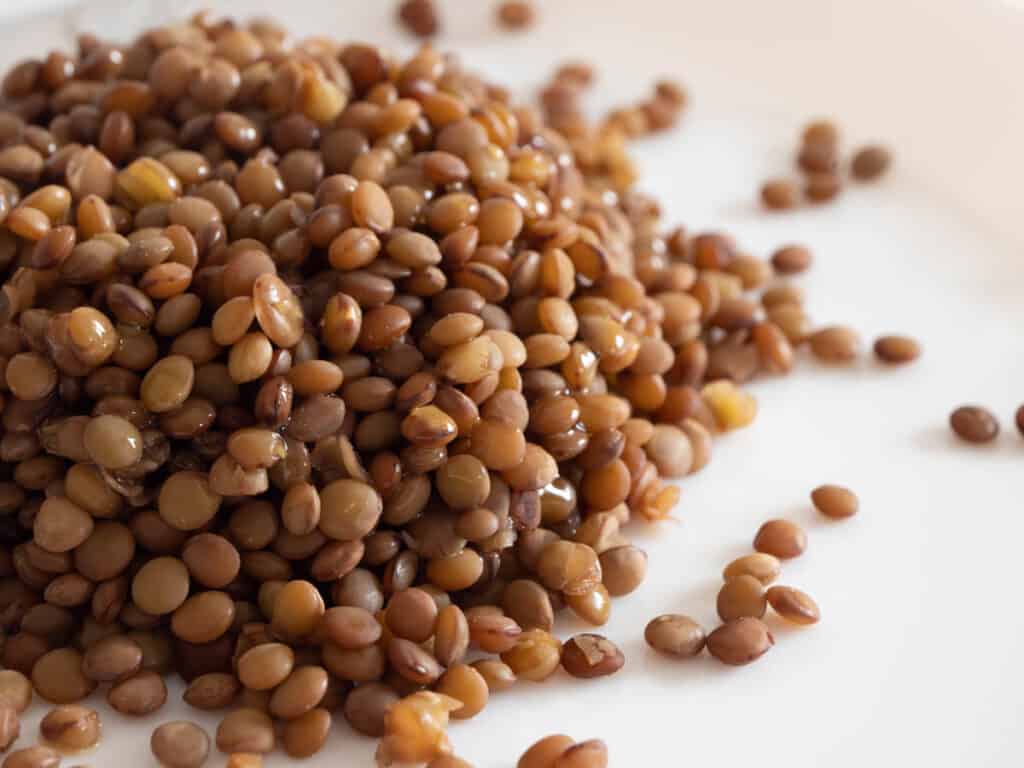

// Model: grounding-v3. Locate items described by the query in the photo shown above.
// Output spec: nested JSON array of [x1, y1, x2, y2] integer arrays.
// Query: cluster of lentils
[[0, 9, 913, 768]]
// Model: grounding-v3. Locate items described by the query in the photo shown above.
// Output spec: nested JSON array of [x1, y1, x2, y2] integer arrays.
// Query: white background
[[2, 1, 1024, 765]]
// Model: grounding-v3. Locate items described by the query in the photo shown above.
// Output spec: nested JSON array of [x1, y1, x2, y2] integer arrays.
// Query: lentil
[[949, 406, 999, 444], [753, 519, 808, 559], [706, 618, 774, 666], [39, 705, 100, 751], [150, 721, 210, 768], [0, 707, 17, 753], [717, 574, 767, 621], [811, 484, 859, 519], [498, 1, 536, 29], [766, 585, 821, 625], [1, 747, 61, 768], [644, 614, 706, 658], [851, 146, 891, 180], [873, 334, 920, 364], [771, 244, 812, 274], [560, 634, 624, 678], [760, 179, 799, 210], [722, 553, 781, 585], [809, 325, 861, 363], [216, 708, 275, 755], [518, 735, 576, 768]]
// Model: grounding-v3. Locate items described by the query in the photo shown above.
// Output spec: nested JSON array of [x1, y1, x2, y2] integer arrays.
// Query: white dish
[[2, 1, 1023, 765]]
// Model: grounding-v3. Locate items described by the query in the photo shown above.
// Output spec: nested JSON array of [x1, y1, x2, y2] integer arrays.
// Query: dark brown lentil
[[949, 406, 999, 444]]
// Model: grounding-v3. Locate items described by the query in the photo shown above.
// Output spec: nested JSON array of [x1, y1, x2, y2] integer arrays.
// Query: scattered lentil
[[949, 406, 999, 444], [810, 484, 859, 520], [873, 335, 920, 364], [753, 519, 808, 559]]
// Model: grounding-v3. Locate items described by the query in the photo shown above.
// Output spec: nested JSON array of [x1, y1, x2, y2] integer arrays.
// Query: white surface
[[4, 1, 1024, 765]]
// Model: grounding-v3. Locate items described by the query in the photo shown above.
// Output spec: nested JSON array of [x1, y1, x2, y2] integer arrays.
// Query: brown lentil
[[760, 179, 799, 210], [498, 1, 536, 29], [722, 553, 781, 585], [560, 634, 624, 679], [771, 244, 812, 274], [810, 484, 859, 520], [717, 574, 767, 621], [237, 643, 294, 691], [0, 707, 18, 753], [851, 145, 891, 181], [0, 671, 32, 714], [216, 708, 275, 755], [2, 747, 61, 768], [753, 519, 808, 559], [873, 334, 921, 364], [107, 670, 167, 715], [150, 721, 210, 768], [269, 666, 328, 721], [435, 664, 489, 719], [183, 673, 240, 711], [31, 648, 95, 704], [399, 0, 440, 37], [950, 406, 999, 444], [766, 585, 821, 625], [644, 614, 706, 658], [39, 705, 100, 751], [809, 325, 861, 363], [343, 682, 398, 737], [518, 735, 576, 768], [500, 629, 562, 682], [706, 617, 774, 666]]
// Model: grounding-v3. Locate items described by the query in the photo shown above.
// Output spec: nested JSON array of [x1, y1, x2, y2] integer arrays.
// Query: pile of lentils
[[0, 10, 914, 768]]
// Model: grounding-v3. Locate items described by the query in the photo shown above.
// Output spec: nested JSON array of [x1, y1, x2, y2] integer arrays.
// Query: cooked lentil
[[644, 614, 706, 658], [150, 720, 210, 768], [39, 705, 100, 751], [810, 484, 859, 519], [766, 585, 821, 625], [851, 145, 891, 181], [706, 617, 774, 666], [753, 519, 808, 559], [873, 334, 921, 364], [950, 405, 999, 444]]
